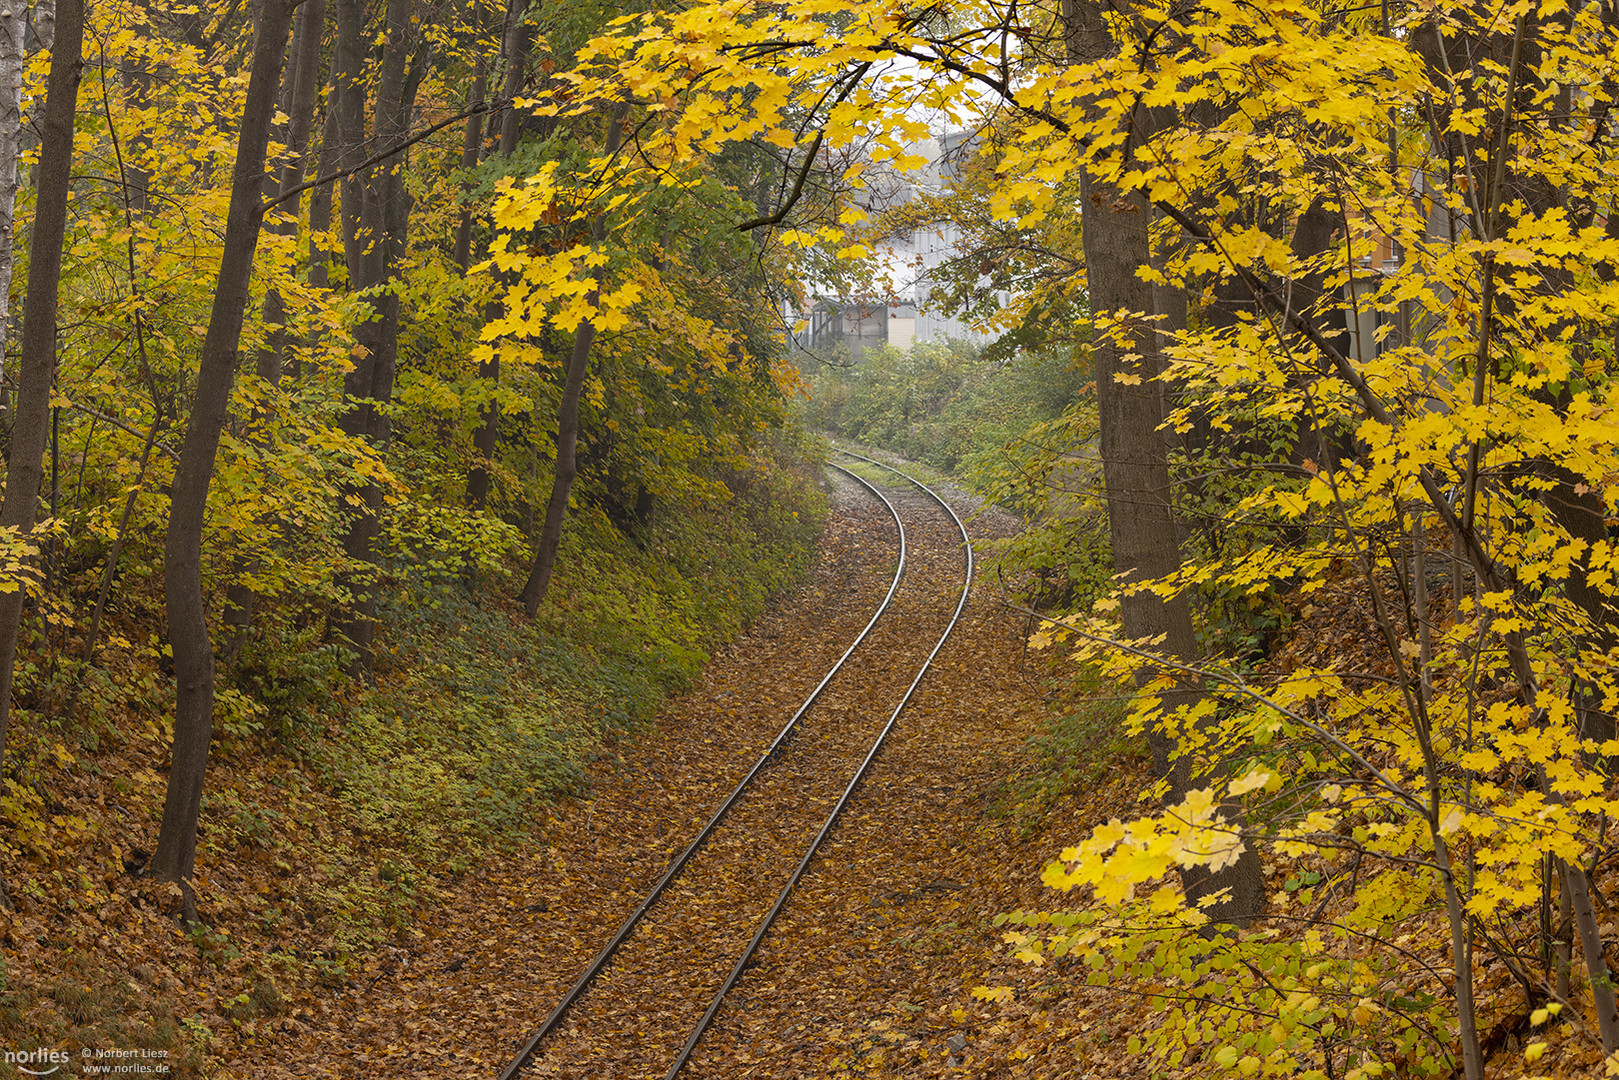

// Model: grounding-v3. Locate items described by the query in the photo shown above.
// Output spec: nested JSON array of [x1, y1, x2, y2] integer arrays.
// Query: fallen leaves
[[2, 464, 1147, 1080]]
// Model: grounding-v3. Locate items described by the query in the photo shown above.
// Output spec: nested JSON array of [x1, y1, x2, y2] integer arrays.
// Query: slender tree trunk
[[332, 0, 428, 675], [107, 0, 156, 217], [329, 0, 380, 668], [85, 413, 163, 664], [222, 0, 328, 658], [1561, 860, 1619, 1049], [466, 353, 501, 509], [461, 39, 501, 511], [451, 0, 490, 277], [450, 51, 487, 275], [1063, 0, 1264, 927], [495, 0, 528, 158], [150, 0, 295, 896], [0, 0, 27, 424], [332, 0, 370, 281], [0, 0, 82, 787], [28, 0, 54, 54], [306, 71, 341, 301], [520, 300, 597, 615], [257, 0, 327, 387], [519, 104, 627, 615], [465, 0, 530, 510]]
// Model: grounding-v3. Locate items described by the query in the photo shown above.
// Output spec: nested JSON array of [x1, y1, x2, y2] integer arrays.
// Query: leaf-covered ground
[[187, 467, 1104, 1078], [8, 461, 1597, 1079]]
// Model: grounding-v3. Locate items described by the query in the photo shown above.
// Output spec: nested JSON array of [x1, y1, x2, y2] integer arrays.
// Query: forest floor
[[5, 458, 1608, 1079], [0, 456, 1119, 1080], [193, 466, 1141, 1079]]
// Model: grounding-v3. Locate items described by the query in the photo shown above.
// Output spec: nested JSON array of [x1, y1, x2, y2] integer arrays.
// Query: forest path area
[[222, 463, 1107, 1080]]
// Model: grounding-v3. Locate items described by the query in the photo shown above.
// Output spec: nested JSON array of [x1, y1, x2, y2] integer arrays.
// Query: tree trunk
[[329, 0, 382, 669], [0, 0, 28, 424], [306, 70, 341, 300], [27, 0, 54, 54], [519, 104, 627, 615], [519, 299, 598, 615], [223, 0, 328, 657], [0, 0, 82, 785], [450, 51, 488, 274], [466, 353, 501, 510], [257, 0, 327, 387], [150, 0, 295, 896], [496, 0, 529, 157], [331, 0, 427, 675], [451, 0, 491, 277], [465, 0, 530, 511], [1063, 0, 1264, 927]]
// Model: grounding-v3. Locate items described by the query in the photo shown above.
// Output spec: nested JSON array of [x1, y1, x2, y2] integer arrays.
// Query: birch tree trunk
[[0, 0, 26, 420]]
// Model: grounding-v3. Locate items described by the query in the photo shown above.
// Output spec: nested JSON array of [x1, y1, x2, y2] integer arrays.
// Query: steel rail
[[661, 447, 974, 1079], [497, 461, 907, 1080]]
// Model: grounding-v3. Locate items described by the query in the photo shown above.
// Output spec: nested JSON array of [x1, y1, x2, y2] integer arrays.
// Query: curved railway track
[[497, 449, 974, 1080]]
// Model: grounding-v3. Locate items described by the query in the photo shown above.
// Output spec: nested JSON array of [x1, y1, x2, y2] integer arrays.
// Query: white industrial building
[[789, 132, 1010, 360]]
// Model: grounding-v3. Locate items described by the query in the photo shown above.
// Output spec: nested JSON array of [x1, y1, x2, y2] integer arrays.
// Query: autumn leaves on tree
[[460, 0, 1619, 1073], [4, 0, 1619, 1075], [0, 0, 800, 907]]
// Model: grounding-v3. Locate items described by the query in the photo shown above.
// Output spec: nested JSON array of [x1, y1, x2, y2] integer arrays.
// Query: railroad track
[[498, 449, 973, 1080]]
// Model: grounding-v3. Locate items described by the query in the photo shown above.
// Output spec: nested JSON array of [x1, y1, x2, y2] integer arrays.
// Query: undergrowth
[[988, 668, 1139, 835], [0, 436, 826, 1064], [801, 338, 1086, 478]]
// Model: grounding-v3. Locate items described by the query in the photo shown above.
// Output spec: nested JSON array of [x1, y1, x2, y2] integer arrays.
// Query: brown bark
[[257, 0, 328, 387], [0, 0, 83, 782], [451, 0, 492, 278], [496, 0, 529, 158], [331, 0, 391, 671], [466, 0, 531, 511], [1409, 18, 1618, 1056], [332, 0, 431, 674], [466, 350, 501, 510], [306, 71, 342, 300], [518, 103, 628, 615], [151, 0, 296, 894], [85, 413, 163, 665], [451, 51, 489, 274], [223, 0, 328, 657], [519, 300, 597, 615], [116, 1, 154, 216], [29, 0, 54, 54], [1063, 0, 1264, 927]]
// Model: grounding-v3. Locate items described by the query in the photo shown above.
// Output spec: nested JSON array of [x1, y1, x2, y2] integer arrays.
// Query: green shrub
[[801, 338, 1088, 474], [294, 436, 824, 953]]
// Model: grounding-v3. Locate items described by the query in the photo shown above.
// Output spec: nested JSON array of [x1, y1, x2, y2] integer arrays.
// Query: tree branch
[[262, 97, 509, 214], [737, 130, 824, 231]]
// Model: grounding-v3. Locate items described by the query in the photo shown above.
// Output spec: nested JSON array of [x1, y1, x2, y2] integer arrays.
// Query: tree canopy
[[5, 0, 1619, 1073]]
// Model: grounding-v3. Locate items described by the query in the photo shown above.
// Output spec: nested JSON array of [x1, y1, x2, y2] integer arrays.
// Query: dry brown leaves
[[0, 467, 1149, 1080], [205, 469, 1102, 1079]]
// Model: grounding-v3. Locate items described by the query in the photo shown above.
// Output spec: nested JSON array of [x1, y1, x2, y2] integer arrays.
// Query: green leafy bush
[[802, 338, 1089, 474]]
